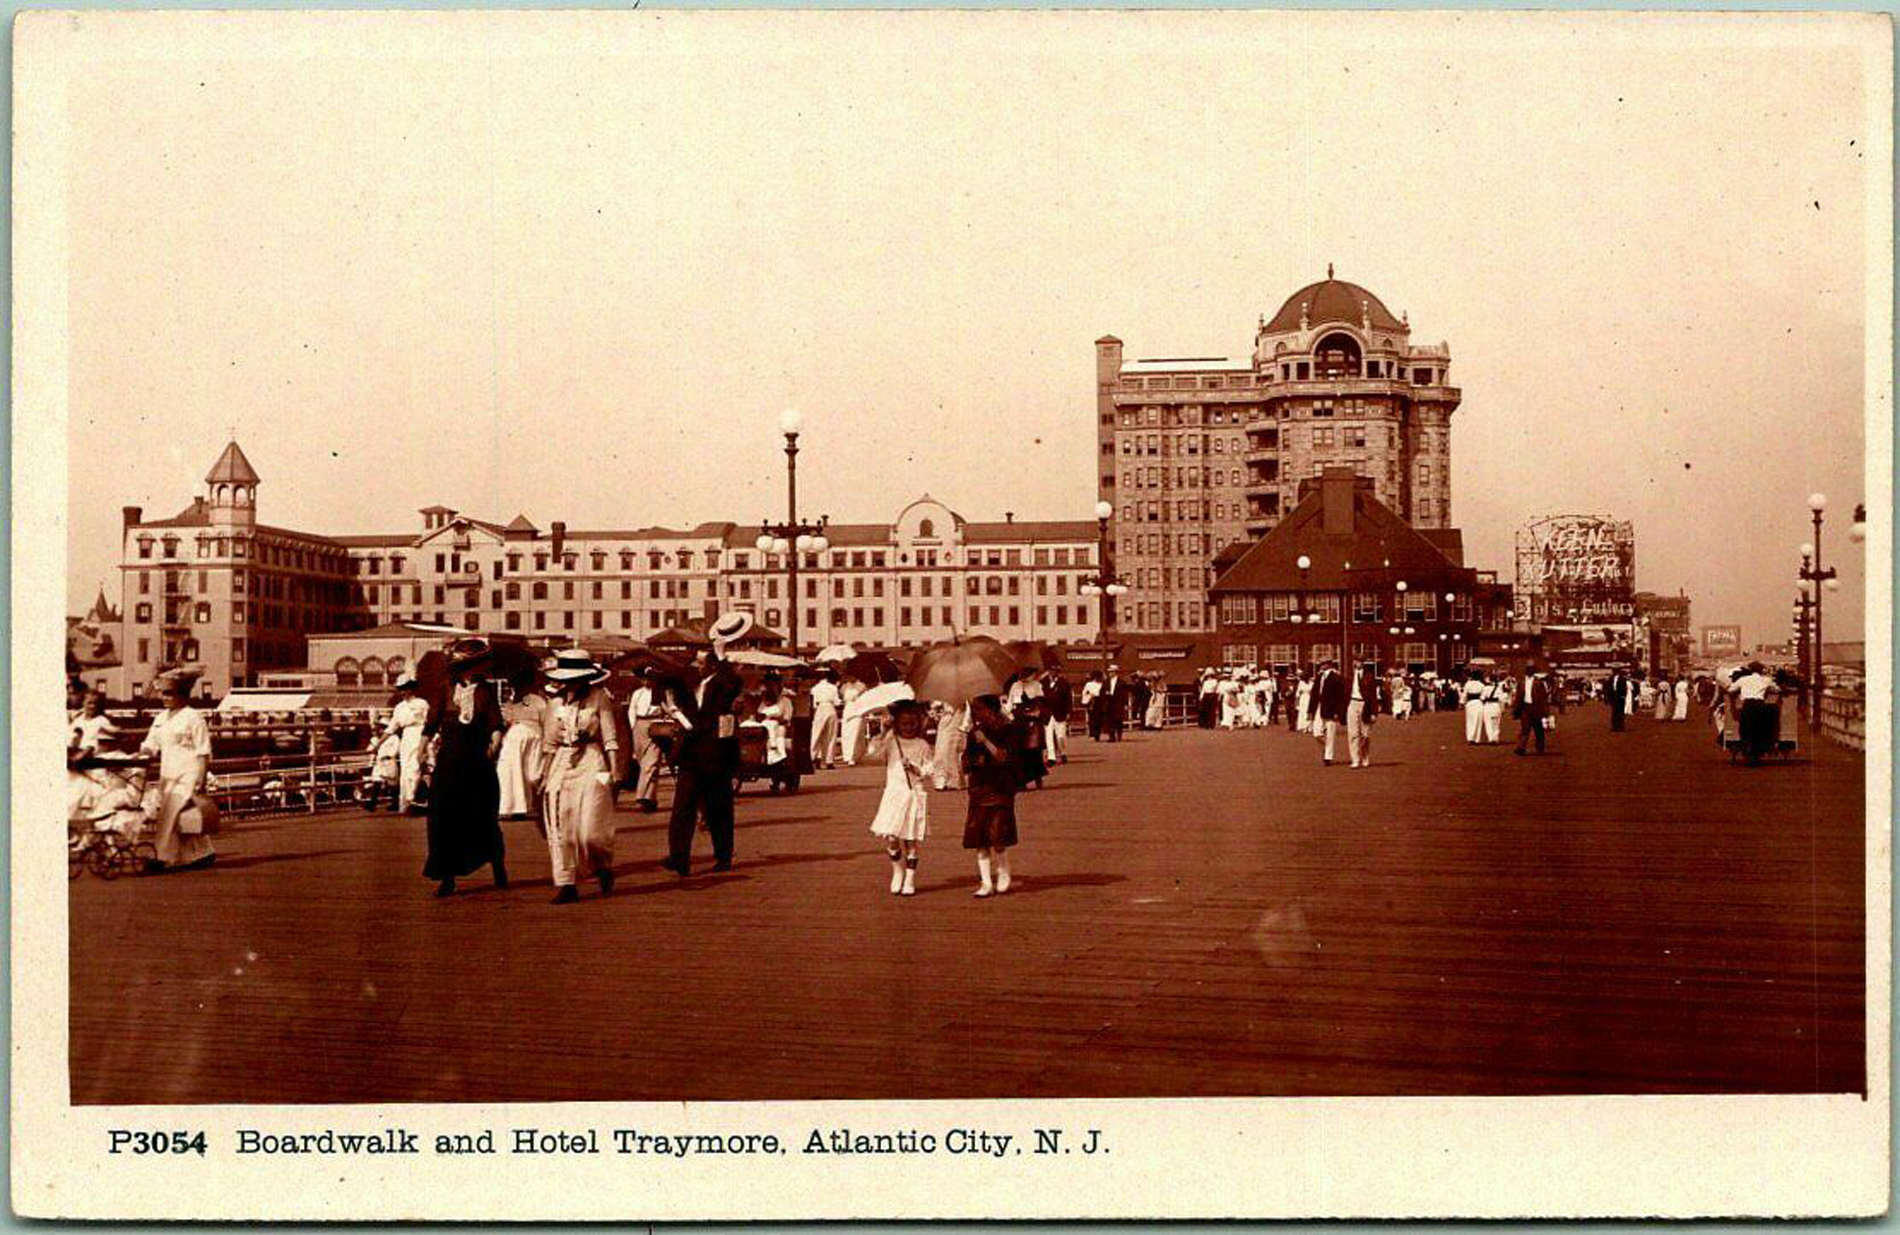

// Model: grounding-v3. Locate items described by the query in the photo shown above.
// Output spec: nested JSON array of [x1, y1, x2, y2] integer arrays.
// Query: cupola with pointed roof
[[205, 440, 258, 528]]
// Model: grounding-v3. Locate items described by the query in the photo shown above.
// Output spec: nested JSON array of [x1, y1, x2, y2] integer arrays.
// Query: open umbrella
[[1005, 639, 1062, 672], [904, 635, 1018, 707], [843, 680, 915, 722], [845, 649, 904, 685], [814, 643, 857, 663]]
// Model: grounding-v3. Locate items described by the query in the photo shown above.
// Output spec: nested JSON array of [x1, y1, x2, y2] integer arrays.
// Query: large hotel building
[[111, 443, 1103, 697], [1096, 269, 1461, 634]]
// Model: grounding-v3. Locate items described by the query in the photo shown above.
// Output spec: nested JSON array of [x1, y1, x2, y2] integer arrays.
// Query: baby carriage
[[66, 753, 158, 880]]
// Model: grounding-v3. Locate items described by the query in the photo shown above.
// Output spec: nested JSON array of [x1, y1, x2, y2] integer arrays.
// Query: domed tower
[[204, 440, 260, 529], [1249, 267, 1459, 530]]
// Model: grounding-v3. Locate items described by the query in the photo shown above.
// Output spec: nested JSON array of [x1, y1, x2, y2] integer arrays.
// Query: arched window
[[918, 518, 935, 539], [360, 657, 386, 687], [1314, 331, 1362, 378], [385, 656, 406, 681], [335, 657, 360, 687]]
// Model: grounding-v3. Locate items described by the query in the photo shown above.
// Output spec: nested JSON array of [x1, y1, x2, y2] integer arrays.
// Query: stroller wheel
[[85, 845, 121, 880], [69, 848, 84, 880]]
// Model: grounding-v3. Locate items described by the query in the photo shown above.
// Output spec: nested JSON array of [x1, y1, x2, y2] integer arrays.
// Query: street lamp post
[[1078, 500, 1129, 663], [756, 409, 829, 656], [1797, 494, 1840, 730]]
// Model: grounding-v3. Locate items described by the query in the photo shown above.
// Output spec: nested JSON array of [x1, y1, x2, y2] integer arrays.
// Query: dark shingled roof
[[1263, 278, 1405, 335], [1209, 475, 1464, 594], [204, 441, 260, 485]]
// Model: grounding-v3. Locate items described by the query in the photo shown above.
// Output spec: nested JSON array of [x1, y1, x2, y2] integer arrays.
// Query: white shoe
[[995, 871, 1011, 894], [889, 864, 904, 894], [973, 886, 993, 898]]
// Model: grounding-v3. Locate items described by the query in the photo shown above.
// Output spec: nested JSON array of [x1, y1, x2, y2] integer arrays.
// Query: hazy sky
[[61, 12, 1881, 644]]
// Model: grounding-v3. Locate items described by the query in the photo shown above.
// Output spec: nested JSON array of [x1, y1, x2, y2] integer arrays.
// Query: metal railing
[[1818, 688, 1866, 751]]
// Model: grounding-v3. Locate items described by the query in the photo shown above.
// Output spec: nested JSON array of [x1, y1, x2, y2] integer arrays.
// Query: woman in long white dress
[[495, 680, 548, 819], [930, 701, 967, 791], [838, 677, 868, 766], [540, 652, 621, 903], [1145, 675, 1169, 729], [1653, 677, 1672, 721], [385, 676, 431, 814], [137, 670, 215, 872], [1295, 671, 1315, 733], [1463, 673, 1487, 743], [1672, 676, 1691, 721]]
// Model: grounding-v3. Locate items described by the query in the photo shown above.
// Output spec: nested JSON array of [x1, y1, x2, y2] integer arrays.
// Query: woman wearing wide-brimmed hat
[[422, 639, 507, 897], [541, 649, 622, 903], [136, 668, 216, 873]]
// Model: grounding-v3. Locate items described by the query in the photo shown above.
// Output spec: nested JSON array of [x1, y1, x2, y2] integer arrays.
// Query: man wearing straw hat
[[662, 613, 749, 876]]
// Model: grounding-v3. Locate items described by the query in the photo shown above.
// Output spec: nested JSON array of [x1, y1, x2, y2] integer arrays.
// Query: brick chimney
[[122, 505, 142, 529], [550, 521, 566, 558], [1320, 467, 1357, 536]]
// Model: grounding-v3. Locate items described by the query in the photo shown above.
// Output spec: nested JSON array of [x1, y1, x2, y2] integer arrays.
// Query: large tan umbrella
[[904, 635, 1018, 707]]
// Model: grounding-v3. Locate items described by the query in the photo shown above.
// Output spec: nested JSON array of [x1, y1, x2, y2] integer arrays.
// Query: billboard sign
[[1515, 515, 1637, 623], [1701, 625, 1743, 658]]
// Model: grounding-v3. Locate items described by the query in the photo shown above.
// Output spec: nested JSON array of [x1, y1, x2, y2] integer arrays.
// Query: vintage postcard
[[11, 7, 1892, 1220]]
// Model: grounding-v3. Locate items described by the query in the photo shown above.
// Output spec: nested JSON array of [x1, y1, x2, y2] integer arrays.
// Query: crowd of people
[[73, 628, 1810, 898]]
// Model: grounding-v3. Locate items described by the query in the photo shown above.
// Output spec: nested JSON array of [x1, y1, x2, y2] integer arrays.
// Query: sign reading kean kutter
[[12, 4, 1890, 1223]]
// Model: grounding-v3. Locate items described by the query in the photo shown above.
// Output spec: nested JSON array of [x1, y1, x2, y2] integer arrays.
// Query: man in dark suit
[[1096, 666, 1128, 742], [1312, 659, 1348, 765], [663, 646, 745, 875], [1515, 664, 1553, 755], [1606, 668, 1629, 732]]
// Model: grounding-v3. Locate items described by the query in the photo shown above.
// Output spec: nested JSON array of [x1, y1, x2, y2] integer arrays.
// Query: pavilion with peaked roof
[[1207, 467, 1513, 674]]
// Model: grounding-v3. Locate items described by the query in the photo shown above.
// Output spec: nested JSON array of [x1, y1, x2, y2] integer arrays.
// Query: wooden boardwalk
[[69, 704, 1866, 1103]]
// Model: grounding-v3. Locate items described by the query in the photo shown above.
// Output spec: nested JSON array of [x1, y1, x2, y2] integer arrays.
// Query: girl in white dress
[[869, 700, 935, 896], [1672, 676, 1691, 721]]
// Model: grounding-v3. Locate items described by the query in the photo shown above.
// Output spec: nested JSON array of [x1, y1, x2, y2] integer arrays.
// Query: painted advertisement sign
[[1514, 515, 1637, 623], [1701, 625, 1743, 658]]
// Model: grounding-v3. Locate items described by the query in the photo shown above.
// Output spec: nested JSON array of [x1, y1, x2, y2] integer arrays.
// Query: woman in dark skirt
[[963, 694, 1023, 898], [1016, 695, 1049, 789], [423, 640, 509, 898]]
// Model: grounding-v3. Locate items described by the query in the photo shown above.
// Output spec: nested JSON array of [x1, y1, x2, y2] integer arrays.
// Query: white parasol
[[723, 649, 805, 669], [843, 680, 916, 722], [813, 644, 857, 663]]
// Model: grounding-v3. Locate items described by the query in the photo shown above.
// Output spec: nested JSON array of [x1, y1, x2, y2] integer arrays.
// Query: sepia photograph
[[12, 6, 1891, 1220]]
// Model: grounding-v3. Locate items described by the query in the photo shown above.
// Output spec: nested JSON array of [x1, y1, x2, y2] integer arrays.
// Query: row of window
[[1218, 641, 1440, 668], [478, 604, 1096, 636], [1120, 466, 1247, 491], [1117, 431, 1249, 457], [1218, 591, 1470, 626], [348, 543, 1097, 578], [133, 533, 350, 573], [1120, 501, 1248, 524]]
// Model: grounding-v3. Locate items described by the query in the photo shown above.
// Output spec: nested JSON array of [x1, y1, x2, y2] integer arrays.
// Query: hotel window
[[940, 606, 952, 626], [1345, 427, 1368, 448], [1007, 606, 1020, 625], [506, 612, 522, 631], [900, 607, 912, 626], [488, 590, 500, 609], [135, 602, 152, 622], [591, 581, 603, 600], [533, 612, 546, 630], [592, 612, 604, 629], [592, 551, 607, 570], [647, 552, 663, 570], [562, 612, 575, 629], [1313, 427, 1335, 448], [506, 553, 523, 572], [831, 608, 848, 627], [562, 554, 577, 571], [1353, 592, 1382, 622], [1404, 642, 1431, 664]]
